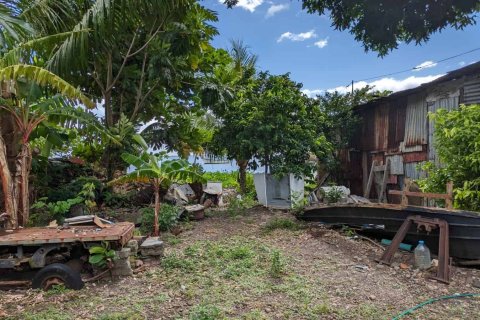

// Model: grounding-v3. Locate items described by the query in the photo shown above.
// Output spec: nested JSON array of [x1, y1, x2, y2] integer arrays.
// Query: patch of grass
[[225, 195, 256, 216], [189, 304, 223, 320], [261, 217, 303, 234], [162, 233, 182, 246], [96, 312, 144, 320], [22, 308, 72, 320], [161, 252, 195, 272]]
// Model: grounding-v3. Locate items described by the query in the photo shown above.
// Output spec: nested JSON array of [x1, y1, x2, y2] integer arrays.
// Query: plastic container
[[414, 240, 431, 270]]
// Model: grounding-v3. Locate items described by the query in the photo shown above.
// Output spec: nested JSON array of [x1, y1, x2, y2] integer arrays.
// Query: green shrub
[[140, 204, 180, 234], [322, 186, 343, 204], [418, 105, 480, 211], [262, 217, 303, 234], [202, 171, 255, 195], [103, 191, 135, 208], [89, 242, 116, 269], [226, 194, 256, 216]]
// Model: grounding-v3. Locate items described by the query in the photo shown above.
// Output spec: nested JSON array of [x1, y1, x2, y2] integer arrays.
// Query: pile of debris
[[310, 185, 371, 205], [164, 182, 226, 220]]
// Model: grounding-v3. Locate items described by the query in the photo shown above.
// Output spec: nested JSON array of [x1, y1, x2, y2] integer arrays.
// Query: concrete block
[[126, 240, 139, 255], [140, 237, 164, 257]]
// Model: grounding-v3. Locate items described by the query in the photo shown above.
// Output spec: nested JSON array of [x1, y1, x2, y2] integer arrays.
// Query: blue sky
[[205, 0, 480, 96]]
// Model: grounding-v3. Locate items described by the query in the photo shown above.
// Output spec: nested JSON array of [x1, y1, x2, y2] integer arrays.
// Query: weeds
[[189, 304, 222, 320], [262, 217, 303, 234], [225, 194, 256, 216], [270, 250, 284, 278]]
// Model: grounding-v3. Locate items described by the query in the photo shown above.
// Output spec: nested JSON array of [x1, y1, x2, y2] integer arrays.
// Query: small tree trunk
[[15, 143, 31, 226], [0, 131, 17, 229], [237, 159, 248, 194], [153, 183, 160, 236]]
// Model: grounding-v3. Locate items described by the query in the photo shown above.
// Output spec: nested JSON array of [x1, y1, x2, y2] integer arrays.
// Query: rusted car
[[0, 218, 134, 290]]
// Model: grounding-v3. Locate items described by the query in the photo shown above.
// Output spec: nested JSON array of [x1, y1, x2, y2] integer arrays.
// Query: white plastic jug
[[414, 240, 431, 270]]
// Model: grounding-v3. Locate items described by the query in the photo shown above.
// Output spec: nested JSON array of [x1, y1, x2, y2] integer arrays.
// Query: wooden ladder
[[364, 159, 390, 203]]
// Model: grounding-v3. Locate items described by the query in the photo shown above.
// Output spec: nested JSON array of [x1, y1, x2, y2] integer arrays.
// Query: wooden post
[[364, 160, 376, 199], [401, 178, 410, 206], [379, 159, 390, 203], [445, 181, 454, 210]]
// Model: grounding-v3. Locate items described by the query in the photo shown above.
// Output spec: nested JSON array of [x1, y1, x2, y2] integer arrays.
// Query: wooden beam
[[389, 190, 451, 200]]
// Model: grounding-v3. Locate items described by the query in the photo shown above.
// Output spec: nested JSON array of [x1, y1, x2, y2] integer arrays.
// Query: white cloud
[[219, 0, 264, 12], [265, 3, 289, 18], [277, 29, 316, 43], [459, 61, 466, 67], [313, 37, 328, 48], [413, 60, 437, 71], [303, 74, 444, 97], [302, 89, 324, 97]]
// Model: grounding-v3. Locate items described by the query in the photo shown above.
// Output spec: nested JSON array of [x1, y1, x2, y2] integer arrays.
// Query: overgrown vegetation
[[89, 242, 116, 269], [140, 204, 181, 235], [261, 217, 304, 234], [418, 105, 480, 211]]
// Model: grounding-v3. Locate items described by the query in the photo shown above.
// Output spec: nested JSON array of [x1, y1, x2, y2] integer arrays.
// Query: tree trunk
[[15, 143, 31, 226], [237, 159, 248, 194], [0, 130, 17, 229], [153, 183, 160, 236]]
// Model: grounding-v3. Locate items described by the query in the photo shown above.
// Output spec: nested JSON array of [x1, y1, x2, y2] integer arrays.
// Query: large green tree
[[223, 0, 479, 55], [213, 71, 331, 187], [5, 0, 220, 179]]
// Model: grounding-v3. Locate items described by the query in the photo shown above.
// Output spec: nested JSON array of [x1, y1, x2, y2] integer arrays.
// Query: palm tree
[[110, 135, 203, 236]]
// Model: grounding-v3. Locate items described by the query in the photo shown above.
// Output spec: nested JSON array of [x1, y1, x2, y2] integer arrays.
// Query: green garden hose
[[392, 293, 480, 319]]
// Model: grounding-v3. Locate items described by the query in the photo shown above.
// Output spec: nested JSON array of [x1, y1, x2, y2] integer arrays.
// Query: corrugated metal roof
[[404, 94, 427, 146], [355, 61, 480, 110], [464, 78, 480, 105]]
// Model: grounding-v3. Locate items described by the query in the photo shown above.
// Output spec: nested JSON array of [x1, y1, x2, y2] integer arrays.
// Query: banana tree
[[0, 65, 94, 228], [109, 135, 204, 236]]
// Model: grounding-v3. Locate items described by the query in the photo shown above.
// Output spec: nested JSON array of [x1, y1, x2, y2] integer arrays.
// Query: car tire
[[32, 263, 84, 290]]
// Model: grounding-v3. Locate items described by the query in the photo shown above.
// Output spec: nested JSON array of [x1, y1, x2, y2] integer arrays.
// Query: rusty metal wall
[[387, 154, 404, 175], [388, 98, 406, 150], [374, 104, 389, 151], [428, 96, 460, 164], [464, 78, 480, 105], [404, 94, 427, 147], [404, 162, 425, 180]]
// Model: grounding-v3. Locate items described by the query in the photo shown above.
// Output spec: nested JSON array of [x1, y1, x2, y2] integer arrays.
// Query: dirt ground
[[1, 207, 480, 320]]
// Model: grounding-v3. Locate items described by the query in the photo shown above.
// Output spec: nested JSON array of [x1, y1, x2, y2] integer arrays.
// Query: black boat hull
[[299, 204, 480, 261]]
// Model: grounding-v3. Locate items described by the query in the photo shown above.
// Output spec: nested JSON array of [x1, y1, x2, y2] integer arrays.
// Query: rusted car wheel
[[32, 263, 84, 291]]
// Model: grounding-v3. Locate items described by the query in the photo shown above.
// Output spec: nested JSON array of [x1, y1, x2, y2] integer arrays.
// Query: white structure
[[253, 173, 304, 209]]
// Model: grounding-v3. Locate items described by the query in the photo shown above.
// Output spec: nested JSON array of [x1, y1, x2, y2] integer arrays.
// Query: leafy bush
[[261, 217, 303, 234], [140, 204, 180, 234], [322, 186, 344, 204], [103, 191, 135, 208], [418, 105, 480, 211], [202, 171, 255, 195], [226, 194, 256, 216], [89, 242, 116, 269], [29, 182, 99, 226]]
